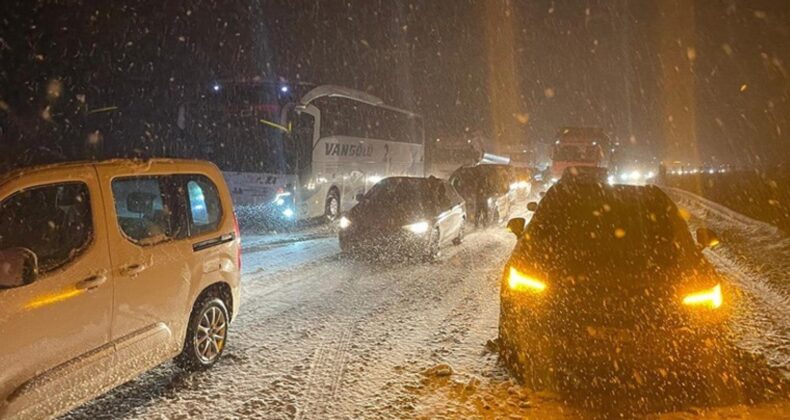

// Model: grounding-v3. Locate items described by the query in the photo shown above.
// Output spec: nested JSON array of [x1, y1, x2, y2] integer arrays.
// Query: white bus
[[74, 82, 424, 227], [221, 85, 426, 224]]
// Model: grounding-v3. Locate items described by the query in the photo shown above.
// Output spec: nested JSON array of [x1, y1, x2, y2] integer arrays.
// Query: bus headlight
[[339, 216, 351, 229], [508, 267, 547, 293], [682, 284, 722, 309], [273, 191, 292, 206], [282, 208, 295, 218], [403, 221, 430, 234]]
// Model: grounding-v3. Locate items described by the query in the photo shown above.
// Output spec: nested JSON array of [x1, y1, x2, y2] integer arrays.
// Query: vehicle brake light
[[508, 267, 546, 292], [682, 284, 722, 309]]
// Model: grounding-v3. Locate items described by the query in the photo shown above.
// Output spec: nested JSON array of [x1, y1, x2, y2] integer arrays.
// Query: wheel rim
[[194, 305, 227, 364], [327, 196, 339, 219]]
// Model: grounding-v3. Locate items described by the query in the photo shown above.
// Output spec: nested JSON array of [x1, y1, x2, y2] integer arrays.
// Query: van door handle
[[120, 263, 147, 276], [76, 274, 107, 290]]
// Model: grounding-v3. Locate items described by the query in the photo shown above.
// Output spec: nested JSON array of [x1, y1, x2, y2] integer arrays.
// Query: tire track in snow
[[65, 224, 516, 419], [298, 326, 352, 419]]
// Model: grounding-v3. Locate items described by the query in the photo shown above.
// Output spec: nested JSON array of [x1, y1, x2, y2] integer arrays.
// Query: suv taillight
[[233, 211, 242, 270]]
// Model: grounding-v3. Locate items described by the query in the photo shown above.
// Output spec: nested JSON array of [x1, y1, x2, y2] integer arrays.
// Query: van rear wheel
[[177, 295, 229, 370]]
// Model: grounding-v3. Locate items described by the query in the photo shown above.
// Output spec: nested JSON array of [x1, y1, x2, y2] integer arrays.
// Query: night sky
[[1, 0, 788, 166]]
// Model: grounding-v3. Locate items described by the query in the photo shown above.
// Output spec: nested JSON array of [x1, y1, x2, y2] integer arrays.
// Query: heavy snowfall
[[64, 191, 789, 419], [1, 1, 788, 419]]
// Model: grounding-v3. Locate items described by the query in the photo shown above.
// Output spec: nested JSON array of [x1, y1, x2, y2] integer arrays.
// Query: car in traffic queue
[[338, 176, 466, 261], [450, 164, 516, 227], [511, 166, 534, 200], [0, 159, 241, 419], [499, 179, 730, 394]]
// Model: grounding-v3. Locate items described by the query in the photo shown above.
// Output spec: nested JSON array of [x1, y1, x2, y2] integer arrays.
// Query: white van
[[0, 159, 241, 419]]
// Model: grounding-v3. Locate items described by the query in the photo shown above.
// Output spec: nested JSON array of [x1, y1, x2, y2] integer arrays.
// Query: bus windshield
[[189, 84, 294, 174]]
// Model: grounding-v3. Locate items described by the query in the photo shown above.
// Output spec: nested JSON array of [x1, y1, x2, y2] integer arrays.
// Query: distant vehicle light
[[630, 170, 641, 181], [607, 175, 615, 185], [282, 208, 295, 218], [619, 173, 629, 181], [280, 85, 289, 93], [508, 267, 546, 292], [212, 84, 221, 92], [646, 171, 656, 179], [683, 284, 723, 309], [339, 216, 351, 229], [708, 169, 716, 174], [403, 221, 430, 234]]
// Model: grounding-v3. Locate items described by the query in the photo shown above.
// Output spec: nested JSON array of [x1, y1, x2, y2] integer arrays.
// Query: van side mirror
[[507, 218, 526, 237], [696, 227, 720, 249], [355, 193, 366, 202], [0, 247, 38, 289], [527, 201, 538, 212]]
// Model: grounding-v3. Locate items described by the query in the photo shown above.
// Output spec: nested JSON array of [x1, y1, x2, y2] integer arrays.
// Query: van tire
[[325, 189, 340, 222], [176, 294, 230, 370]]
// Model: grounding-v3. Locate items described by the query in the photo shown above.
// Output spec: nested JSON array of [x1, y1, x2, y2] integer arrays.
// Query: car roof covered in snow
[[0, 158, 219, 188]]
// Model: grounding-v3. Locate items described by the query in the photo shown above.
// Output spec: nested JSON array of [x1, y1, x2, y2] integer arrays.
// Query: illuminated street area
[[65, 191, 789, 419]]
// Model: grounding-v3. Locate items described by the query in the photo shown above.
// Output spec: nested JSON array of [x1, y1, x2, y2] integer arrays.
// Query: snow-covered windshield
[[1, 1, 788, 419]]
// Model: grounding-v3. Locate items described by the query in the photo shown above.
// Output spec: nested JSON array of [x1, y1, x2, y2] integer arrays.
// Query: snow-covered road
[[65, 190, 789, 419]]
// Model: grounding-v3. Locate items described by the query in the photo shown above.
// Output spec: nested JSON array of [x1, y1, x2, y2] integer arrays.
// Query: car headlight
[[682, 284, 722, 309], [339, 216, 351, 229], [508, 267, 546, 293], [403, 221, 430, 234]]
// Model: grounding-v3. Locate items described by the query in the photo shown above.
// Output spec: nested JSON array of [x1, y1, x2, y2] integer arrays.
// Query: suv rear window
[[529, 183, 697, 265]]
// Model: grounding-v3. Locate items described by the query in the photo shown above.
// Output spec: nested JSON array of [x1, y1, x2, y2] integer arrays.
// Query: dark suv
[[499, 181, 728, 393]]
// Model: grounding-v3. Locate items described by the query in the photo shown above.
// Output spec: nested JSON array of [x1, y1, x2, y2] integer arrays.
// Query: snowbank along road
[[65, 189, 789, 419]]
